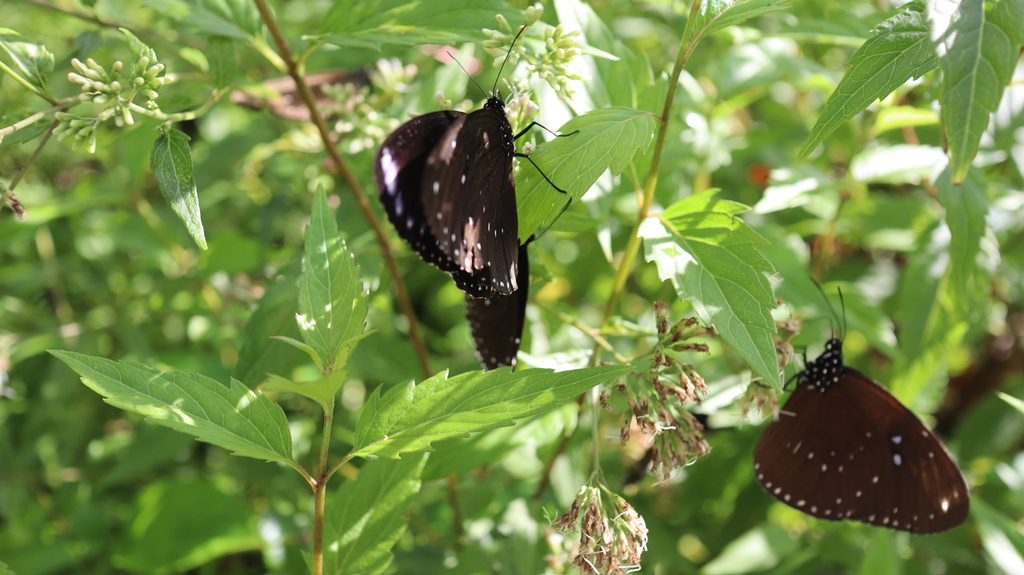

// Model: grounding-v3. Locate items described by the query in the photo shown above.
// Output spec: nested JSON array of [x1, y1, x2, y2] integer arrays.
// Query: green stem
[[0, 60, 51, 101], [312, 395, 335, 575], [594, 28, 694, 361]]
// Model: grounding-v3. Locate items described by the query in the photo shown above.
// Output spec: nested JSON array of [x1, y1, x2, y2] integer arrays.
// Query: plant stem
[[595, 30, 693, 356], [253, 0, 433, 380], [311, 394, 335, 575]]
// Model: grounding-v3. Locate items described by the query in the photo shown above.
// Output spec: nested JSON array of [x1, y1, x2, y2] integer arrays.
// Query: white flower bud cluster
[[57, 55, 175, 152], [482, 4, 588, 101], [51, 112, 99, 153]]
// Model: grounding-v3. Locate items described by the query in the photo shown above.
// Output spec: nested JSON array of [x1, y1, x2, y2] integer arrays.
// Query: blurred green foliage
[[2, 0, 1023, 574]]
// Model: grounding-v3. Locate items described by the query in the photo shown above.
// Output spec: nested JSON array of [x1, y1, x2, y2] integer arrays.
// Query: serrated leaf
[[932, 0, 1022, 182], [264, 371, 347, 410], [323, 454, 426, 575], [0, 27, 54, 92], [797, 1, 938, 162], [517, 107, 657, 242], [686, 0, 792, 44], [936, 166, 989, 312], [352, 365, 630, 459], [298, 188, 368, 371], [639, 191, 779, 389], [151, 129, 207, 249], [319, 0, 507, 48], [52, 350, 295, 467]]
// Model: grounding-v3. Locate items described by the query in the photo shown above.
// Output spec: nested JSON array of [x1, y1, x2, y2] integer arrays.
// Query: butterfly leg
[[514, 152, 570, 194], [513, 121, 580, 141]]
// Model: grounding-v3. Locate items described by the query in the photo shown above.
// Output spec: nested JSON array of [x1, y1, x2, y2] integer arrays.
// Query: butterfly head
[[802, 338, 844, 391], [484, 95, 507, 112]]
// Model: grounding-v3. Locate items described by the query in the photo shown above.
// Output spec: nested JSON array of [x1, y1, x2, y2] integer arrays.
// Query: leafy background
[[2, 0, 1024, 574]]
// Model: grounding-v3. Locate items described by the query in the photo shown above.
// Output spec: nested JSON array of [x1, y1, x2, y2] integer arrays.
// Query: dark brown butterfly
[[754, 338, 970, 533], [373, 26, 573, 299], [466, 243, 530, 370], [374, 106, 513, 297]]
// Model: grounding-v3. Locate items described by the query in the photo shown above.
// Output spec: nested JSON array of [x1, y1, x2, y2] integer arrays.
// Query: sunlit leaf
[[352, 365, 629, 459], [639, 191, 779, 389], [52, 351, 295, 467], [517, 107, 657, 242], [798, 1, 937, 162], [323, 455, 426, 575]]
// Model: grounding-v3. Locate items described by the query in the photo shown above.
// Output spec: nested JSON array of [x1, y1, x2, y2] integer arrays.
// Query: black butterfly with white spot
[[753, 338, 970, 533], [374, 106, 512, 297], [373, 26, 573, 299]]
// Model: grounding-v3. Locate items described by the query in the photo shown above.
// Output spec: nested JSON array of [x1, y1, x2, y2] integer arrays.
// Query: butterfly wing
[[466, 243, 529, 370], [374, 110, 469, 273], [422, 107, 519, 298], [754, 369, 969, 534]]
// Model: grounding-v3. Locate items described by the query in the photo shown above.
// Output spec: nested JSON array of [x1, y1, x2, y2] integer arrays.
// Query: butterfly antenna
[[837, 286, 847, 340], [811, 278, 843, 340], [493, 25, 528, 97], [445, 51, 488, 98]]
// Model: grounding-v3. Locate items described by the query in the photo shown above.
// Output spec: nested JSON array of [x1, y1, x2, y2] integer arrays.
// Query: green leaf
[[119, 28, 159, 80], [298, 187, 368, 371], [233, 258, 304, 388], [352, 365, 629, 459], [849, 144, 946, 184], [151, 128, 207, 249], [639, 191, 779, 389], [323, 454, 427, 575], [115, 480, 260, 573], [686, 0, 792, 45], [319, 0, 508, 48], [271, 335, 321, 364], [207, 36, 239, 89], [856, 530, 899, 575], [873, 105, 939, 134], [973, 498, 1024, 574], [517, 107, 657, 242], [0, 28, 54, 92], [140, 0, 263, 40], [797, 1, 937, 162], [889, 219, 972, 402], [51, 350, 295, 466], [936, 166, 989, 312], [264, 371, 347, 410], [933, 0, 1022, 182]]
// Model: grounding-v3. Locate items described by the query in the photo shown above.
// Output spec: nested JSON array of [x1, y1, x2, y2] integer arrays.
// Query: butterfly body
[[754, 338, 969, 534]]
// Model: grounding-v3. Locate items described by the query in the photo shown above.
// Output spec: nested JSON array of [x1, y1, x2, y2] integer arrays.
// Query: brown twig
[[253, 0, 432, 380]]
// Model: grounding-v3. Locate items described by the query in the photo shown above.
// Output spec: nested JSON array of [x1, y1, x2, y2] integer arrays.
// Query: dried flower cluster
[[552, 486, 648, 574], [608, 302, 717, 481], [482, 5, 588, 100], [56, 55, 174, 153]]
